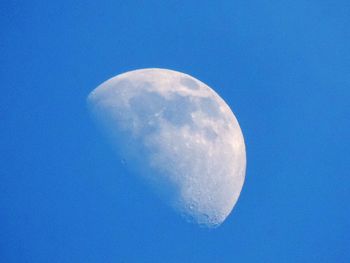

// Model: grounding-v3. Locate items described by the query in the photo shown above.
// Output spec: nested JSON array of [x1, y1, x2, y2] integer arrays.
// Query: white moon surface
[[87, 68, 246, 227]]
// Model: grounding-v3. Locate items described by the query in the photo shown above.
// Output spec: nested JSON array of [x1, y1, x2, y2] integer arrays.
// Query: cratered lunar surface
[[87, 68, 246, 227]]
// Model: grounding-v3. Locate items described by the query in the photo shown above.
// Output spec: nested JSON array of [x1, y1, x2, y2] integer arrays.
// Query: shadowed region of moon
[[87, 68, 246, 227]]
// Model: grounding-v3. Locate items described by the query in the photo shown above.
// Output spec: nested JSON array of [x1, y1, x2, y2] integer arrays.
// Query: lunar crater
[[180, 76, 200, 90]]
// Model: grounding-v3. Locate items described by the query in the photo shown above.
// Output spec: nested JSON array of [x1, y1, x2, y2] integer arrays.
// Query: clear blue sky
[[1, 1, 349, 262]]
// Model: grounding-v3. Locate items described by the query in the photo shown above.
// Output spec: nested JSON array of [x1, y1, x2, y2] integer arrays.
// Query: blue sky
[[1, 0, 349, 262]]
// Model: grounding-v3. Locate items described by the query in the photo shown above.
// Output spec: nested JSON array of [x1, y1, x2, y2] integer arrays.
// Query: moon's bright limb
[[87, 68, 246, 227]]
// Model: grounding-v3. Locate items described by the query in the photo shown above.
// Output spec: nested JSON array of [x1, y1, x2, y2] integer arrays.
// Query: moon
[[87, 68, 246, 227]]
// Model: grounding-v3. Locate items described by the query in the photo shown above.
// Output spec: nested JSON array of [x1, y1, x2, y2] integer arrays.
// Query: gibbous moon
[[87, 68, 246, 227]]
